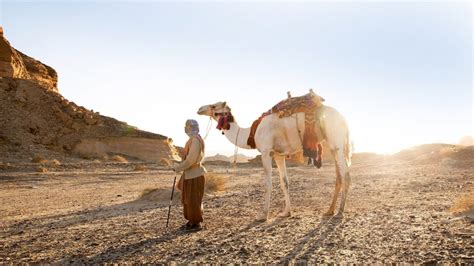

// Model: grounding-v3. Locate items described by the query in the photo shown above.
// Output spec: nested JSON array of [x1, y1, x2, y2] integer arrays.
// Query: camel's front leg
[[274, 155, 291, 217], [256, 150, 273, 222]]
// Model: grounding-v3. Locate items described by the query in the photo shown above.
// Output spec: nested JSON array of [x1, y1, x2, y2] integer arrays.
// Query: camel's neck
[[222, 121, 253, 150]]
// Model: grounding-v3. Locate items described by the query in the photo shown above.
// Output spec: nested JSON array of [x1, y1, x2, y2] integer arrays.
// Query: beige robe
[[174, 135, 206, 180]]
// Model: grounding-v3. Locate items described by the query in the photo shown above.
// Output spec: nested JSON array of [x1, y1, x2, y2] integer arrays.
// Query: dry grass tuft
[[111, 155, 128, 163], [159, 158, 172, 166], [0, 162, 11, 170], [139, 187, 180, 204], [205, 173, 227, 193], [36, 166, 48, 173], [48, 159, 61, 166], [134, 164, 147, 171], [31, 155, 48, 164], [450, 193, 474, 214]]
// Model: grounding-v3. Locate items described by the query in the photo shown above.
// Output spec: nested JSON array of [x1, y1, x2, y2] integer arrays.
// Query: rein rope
[[203, 116, 212, 140], [232, 128, 240, 168], [214, 111, 240, 168]]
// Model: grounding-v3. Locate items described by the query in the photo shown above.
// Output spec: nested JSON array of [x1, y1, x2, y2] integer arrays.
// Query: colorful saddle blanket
[[247, 92, 324, 167]]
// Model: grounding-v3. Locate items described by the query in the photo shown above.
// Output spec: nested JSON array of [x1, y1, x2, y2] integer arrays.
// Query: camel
[[197, 91, 352, 221]]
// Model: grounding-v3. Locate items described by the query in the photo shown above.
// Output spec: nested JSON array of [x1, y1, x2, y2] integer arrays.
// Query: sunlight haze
[[1, 1, 471, 156]]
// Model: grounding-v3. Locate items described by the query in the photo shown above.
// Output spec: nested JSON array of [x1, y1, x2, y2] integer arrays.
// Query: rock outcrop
[[0, 29, 178, 164], [0, 27, 58, 92]]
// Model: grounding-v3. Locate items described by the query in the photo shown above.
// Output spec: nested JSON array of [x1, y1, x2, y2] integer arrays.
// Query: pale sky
[[1, 1, 472, 156]]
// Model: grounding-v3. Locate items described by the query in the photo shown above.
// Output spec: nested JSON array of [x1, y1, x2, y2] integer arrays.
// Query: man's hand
[[171, 163, 180, 173]]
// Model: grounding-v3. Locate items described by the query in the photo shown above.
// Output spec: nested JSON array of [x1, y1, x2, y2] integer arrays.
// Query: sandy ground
[[0, 159, 473, 263]]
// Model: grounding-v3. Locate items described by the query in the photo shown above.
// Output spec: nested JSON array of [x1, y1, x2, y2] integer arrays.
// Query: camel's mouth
[[197, 105, 212, 116], [197, 107, 207, 115]]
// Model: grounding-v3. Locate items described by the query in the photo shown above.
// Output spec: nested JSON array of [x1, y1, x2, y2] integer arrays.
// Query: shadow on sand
[[3, 188, 179, 246], [277, 215, 344, 264]]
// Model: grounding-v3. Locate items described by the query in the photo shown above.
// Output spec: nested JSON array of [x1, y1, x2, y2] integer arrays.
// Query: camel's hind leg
[[323, 163, 342, 217], [337, 166, 351, 216], [335, 149, 351, 217], [324, 148, 350, 217], [256, 150, 273, 222], [274, 155, 291, 217]]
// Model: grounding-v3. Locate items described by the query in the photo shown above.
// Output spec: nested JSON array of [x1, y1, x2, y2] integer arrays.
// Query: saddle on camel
[[247, 89, 325, 168]]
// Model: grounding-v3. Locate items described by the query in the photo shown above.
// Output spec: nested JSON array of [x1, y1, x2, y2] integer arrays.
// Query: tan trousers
[[180, 175, 205, 225]]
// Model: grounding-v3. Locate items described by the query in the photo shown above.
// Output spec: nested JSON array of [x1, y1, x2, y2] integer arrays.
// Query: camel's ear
[[223, 101, 227, 107]]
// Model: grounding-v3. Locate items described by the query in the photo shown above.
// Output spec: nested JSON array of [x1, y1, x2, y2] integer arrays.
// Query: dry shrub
[[0, 162, 11, 170], [36, 166, 48, 173], [31, 155, 47, 164], [48, 159, 61, 166], [139, 187, 180, 204], [111, 155, 128, 163], [205, 173, 227, 193], [450, 193, 474, 214], [140, 187, 159, 200], [134, 164, 147, 171], [159, 158, 172, 166]]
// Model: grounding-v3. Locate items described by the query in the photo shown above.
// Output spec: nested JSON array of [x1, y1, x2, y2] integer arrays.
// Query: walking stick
[[166, 174, 178, 228]]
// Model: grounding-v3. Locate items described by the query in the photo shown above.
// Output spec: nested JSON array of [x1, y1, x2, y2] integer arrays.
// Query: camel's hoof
[[335, 212, 344, 219], [277, 211, 291, 218], [322, 211, 334, 217]]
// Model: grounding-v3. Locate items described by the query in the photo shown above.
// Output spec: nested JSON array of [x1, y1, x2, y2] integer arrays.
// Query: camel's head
[[198, 102, 234, 132], [197, 101, 231, 119]]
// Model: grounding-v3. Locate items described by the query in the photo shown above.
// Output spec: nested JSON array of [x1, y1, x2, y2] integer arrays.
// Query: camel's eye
[[211, 105, 216, 109]]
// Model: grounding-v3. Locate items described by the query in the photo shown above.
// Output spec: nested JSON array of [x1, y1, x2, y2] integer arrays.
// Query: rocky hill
[[204, 153, 252, 163], [0, 27, 57, 92], [0, 28, 177, 164], [246, 143, 474, 168]]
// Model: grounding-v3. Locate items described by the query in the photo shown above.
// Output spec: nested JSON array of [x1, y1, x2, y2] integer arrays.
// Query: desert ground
[[0, 156, 473, 264]]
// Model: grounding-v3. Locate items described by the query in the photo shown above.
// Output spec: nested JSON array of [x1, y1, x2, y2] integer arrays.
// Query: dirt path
[[0, 161, 472, 263]]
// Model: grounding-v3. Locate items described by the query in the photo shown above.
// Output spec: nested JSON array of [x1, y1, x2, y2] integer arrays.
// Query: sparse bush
[[123, 124, 137, 136], [31, 154, 47, 164], [36, 166, 48, 173], [48, 159, 61, 166], [450, 193, 474, 214], [205, 173, 227, 193], [111, 155, 128, 163], [0, 162, 11, 170], [134, 164, 147, 171], [139, 187, 180, 203], [159, 158, 172, 166]]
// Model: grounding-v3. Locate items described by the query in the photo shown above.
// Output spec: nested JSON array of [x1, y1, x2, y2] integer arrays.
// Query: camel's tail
[[345, 127, 352, 167]]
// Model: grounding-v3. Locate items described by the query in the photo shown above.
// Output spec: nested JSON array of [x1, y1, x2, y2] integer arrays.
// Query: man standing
[[173, 119, 206, 232]]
